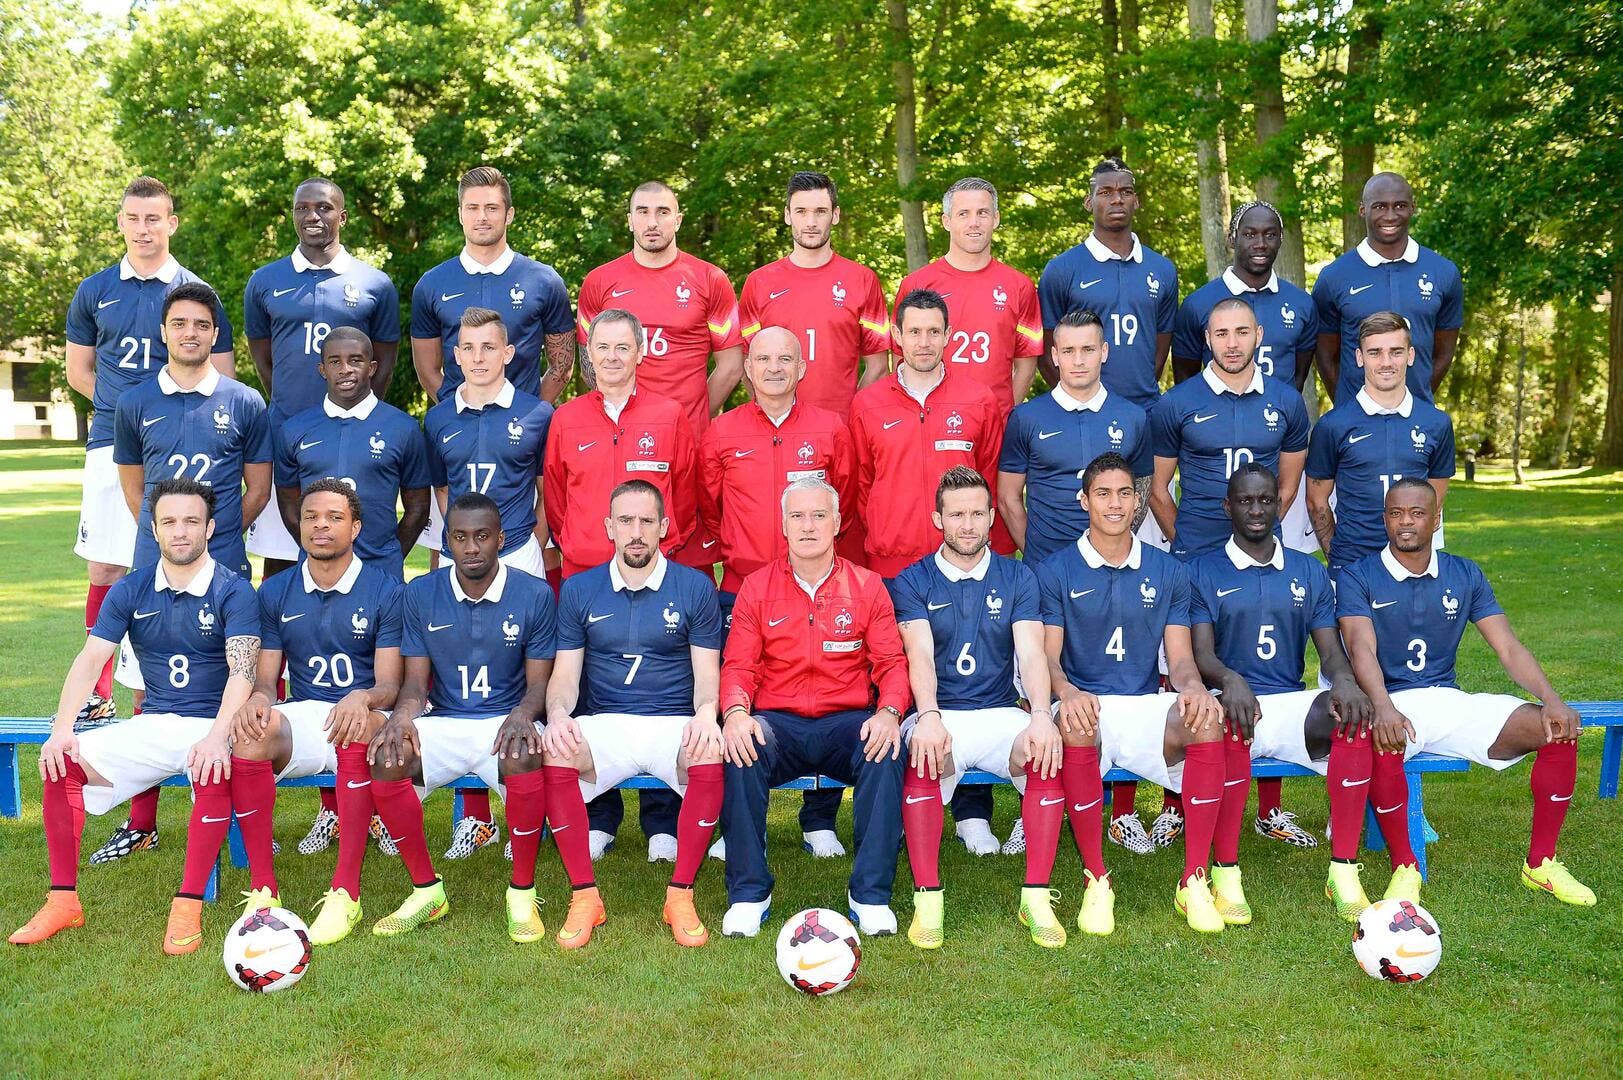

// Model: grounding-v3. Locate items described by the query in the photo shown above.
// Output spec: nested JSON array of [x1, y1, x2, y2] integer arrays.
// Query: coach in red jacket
[[718, 476, 909, 938]]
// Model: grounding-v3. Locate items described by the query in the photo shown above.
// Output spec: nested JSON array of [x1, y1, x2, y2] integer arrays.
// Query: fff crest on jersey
[[1107, 420, 1124, 445], [833, 609, 854, 633], [1145, 273, 1161, 296], [831, 281, 847, 305], [945, 412, 964, 434], [368, 433, 387, 457], [797, 441, 815, 464], [351, 610, 369, 636], [510, 286, 525, 308], [213, 407, 232, 432], [343, 283, 361, 306], [507, 420, 524, 443], [1139, 578, 1158, 607], [985, 591, 1004, 617], [1417, 274, 1435, 299], [1263, 405, 1281, 430], [675, 280, 692, 305], [502, 615, 521, 643], [637, 432, 656, 455], [1281, 305, 1297, 327], [1411, 426, 1428, 449], [1441, 590, 1460, 620], [1290, 579, 1306, 606], [662, 604, 682, 631], [197, 605, 216, 633], [991, 284, 1008, 308]]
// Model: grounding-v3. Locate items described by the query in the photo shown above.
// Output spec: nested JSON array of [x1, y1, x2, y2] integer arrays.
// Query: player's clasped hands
[[187, 732, 233, 785], [541, 713, 583, 759], [1328, 680, 1375, 739], [494, 712, 545, 760], [230, 690, 276, 744], [907, 710, 951, 779], [324, 690, 378, 748], [368, 716, 421, 769], [1371, 704, 1416, 754], [1020, 709, 1063, 780], [1055, 685, 1100, 738], [1176, 687, 1223, 736], [721, 709, 765, 767], [860, 709, 902, 763], [681, 715, 724, 761], [1216, 678, 1262, 742]]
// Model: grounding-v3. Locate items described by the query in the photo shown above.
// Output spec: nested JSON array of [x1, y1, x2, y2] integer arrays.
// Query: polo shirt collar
[[154, 556, 215, 596], [791, 559, 834, 600], [1202, 362, 1264, 396], [1381, 546, 1438, 581], [758, 399, 796, 427], [324, 392, 379, 420], [1225, 536, 1284, 571], [1222, 267, 1279, 294], [451, 561, 509, 603], [1356, 237, 1420, 266], [120, 255, 180, 283], [302, 555, 364, 594], [1052, 384, 1107, 413], [291, 246, 356, 275], [897, 364, 945, 404], [1084, 232, 1143, 264], [455, 379, 516, 413], [935, 546, 991, 582], [610, 552, 669, 592], [1078, 530, 1142, 570], [1356, 388, 1413, 417], [459, 247, 516, 276], [158, 365, 221, 397]]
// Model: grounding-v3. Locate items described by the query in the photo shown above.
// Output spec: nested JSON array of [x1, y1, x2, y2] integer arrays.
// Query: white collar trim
[[1202, 362, 1264, 396], [1381, 546, 1439, 581], [291, 246, 356, 275], [1356, 388, 1413, 417], [154, 556, 216, 596], [324, 393, 379, 420], [158, 366, 222, 397], [1225, 536, 1284, 571], [934, 546, 991, 582], [610, 553, 669, 592], [120, 255, 180, 283], [1084, 233, 1143, 264], [1222, 267, 1279, 294], [1356, 237, 1420, 266], [459, 247, 516, 275], [302, 556, 364, 594], [1052, 384, 1107, 413], [1078, 530, 1142, 570], [455, 379, 516, 413], [451, 561, 509, 603]]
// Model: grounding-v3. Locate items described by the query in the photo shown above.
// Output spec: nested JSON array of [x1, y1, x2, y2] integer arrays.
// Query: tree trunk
[[1122, 0, 1143, 135], [1101, 0, 1123, 154], [1244, 0, 1305, 287], [1187, 0, 1231, 280], [1547, 303, 1580, 466], [1340, 1, 1383, 250], [1479, 318, 1510, 456], [886, 0, 929, 272], [1512, 317, 1528, 484], [1601, 246, 1623, 466]]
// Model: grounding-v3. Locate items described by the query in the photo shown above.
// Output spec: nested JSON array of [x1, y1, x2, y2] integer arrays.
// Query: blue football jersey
[[65, 258, 236, 450], [409, 251, 574, 400], [1036, 536, 1191, 695], [112, 370, 272, 574], [1306, 395, 1456, 571], [401, 565, 558, 719], [889, 550, 1041, 711], [273, 396, 434, 579], [557, 557, 723, 716], [90, 560, 258, 717], [1150, 366, 1310, 560], [258, 559, 404, 703], [1311, 240, 1464, 406], [999, 388, 1152, 566], [1336, 549, 1502, 692], [1172, 270, 1318, 382], [1189, 541, 1337, 694], [243, 250, 400, 419], [424, 383, 553, 557], [1037, 234, 1178, 410]]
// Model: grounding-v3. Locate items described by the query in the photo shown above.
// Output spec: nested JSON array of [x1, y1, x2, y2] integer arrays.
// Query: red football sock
[[372, 777, 437, 886], [1369, 750, 1416, 869], [673, 763, 724, 888], [901, 768, 944, 890], [504, 768, 548, 890], [229, 757, 278, 894], [1062, 745, 1107, 878], [1021, 763, 1066, 887], [1256, 776, 1282, 819], [1326, 729, 1373, 862], [128, 787, 159, 832], [1528, 740, 1578, 867], [1180, 741, 1224, 885], [1112, 780, 1137, 818], [461, 788, 493, 824], [544, 766, 595, 888], [332, 744, 374, 897], [178, 776, 233, 897], [318, 787, 338, 814], [86, 583, 114, 699], [43, 759, 88, 889], [1214, 734, 1252, 864], [1161, 788, 1183, 813]]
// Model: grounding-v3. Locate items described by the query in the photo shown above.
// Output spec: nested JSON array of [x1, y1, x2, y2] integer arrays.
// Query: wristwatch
[[879, 704, 902, 720]]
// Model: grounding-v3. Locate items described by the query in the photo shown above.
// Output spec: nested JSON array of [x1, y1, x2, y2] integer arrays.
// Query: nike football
[[223, 904, 312, 992], [776, 908, 861, 996], [1352, 898, 1441, 982]]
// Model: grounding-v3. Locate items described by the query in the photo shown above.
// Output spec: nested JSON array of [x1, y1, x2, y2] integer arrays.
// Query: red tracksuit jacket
[[720, 556, 910, 719]]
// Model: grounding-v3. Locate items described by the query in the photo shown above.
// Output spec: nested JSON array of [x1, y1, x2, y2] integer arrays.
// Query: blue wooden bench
[[3, 704, 1619, 899]]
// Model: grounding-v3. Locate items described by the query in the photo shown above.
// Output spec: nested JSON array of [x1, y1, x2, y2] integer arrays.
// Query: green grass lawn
[[1, 443, 1619, 1078]]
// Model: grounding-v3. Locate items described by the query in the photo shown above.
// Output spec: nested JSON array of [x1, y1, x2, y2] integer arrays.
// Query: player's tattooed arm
[[540, 332, 576, 403], [227, 635, 261, 685], [577, 344, 596, 390], [1305, 478, 1337, 554]]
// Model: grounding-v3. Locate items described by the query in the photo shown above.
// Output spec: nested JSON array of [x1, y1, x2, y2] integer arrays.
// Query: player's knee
[[498, 749, 546, 778], [88, 561, 126, 586], [370, 754, 418, 783], [1059, 724, 1096, 748]]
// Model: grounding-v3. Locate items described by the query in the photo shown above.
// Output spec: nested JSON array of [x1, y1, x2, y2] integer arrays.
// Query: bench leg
[[1363, 803, 1385, 852], [205, 857, 218, 903], [1, 743, 18, 818], [229, 817, 248, 869], [1600, 727, 1621, 799], [1408, 778, 1429, 882], [453, 789, 464, 821]]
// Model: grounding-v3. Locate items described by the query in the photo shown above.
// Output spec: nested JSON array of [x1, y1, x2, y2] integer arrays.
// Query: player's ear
[[1253, 323, 1264, 346], [604, 515, 614, 542], [932, 510, 943, 532], [830, 205, 842, 227], [205, 517, 217, 542], [658, 515, 669, 540]]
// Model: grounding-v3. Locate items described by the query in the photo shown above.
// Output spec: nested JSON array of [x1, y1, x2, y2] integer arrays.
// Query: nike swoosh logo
[[1073, 799, 1101, 812], [698, 819, 718, 828], [512, 826, 541, 836], [1189, 796, 1219, 805], [1551, 794, 1573, 802], [98, 298, 122, 309], [702, 540, 718, 549], [1037, 431, 1062, 440], [242, 944, 277, 958], [134, 610, 159, 620], [1039, 796, 1064, 806], [428, 623, 453, 632], [1224, 778, 1249, 787], [1371, 601, 1397, 610], [1394, 944, 1437, 959], [142, 417, 166, 428], [551, 823, 569, 832], [1216, 587, 1243, 598], [1077, 278, 1102, 290], [768, 616, 790, 627], [1192, 413, 1219, 424], [169, 931, 203, 947], [610, 288, 635, 298], [441, 431, 462, 444], [1349, 284, 1375, 295], [577, 442, 596, 452], [237, 810, 258, 818], [769, 289, 790, 300], [1348, 432, 1375, 444], [1375, 803, 1403, 814], [440, 292, 464, 302], [280, 613, 305, 623], [797, 956, 831, 971], [272, 287, 298, 298], [1340, 777, 1370, 788], [346, 780, 371, 789], [1070, 589, 1094, 599], [298, 440, 322, 451], [926, 602, 951, 611], [905, 795, 936, 805], [587, 613, 614, 623], [882, 420, 904, 430], [734, 449, 755, 458], [201, 814, 232, 823]]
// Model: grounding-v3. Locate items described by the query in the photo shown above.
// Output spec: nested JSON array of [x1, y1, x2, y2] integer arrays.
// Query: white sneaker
[[589, 829, 616, 861], [708, 837, 727, 861], [847, 892, 897, 936], [954, 818, 1000, 856], [647, 832, 678, 863], [1001, 817, 1027, 855], [802, 829, 846, 857], [443, 816, 499, 860], [721, 896, 771, 938]]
